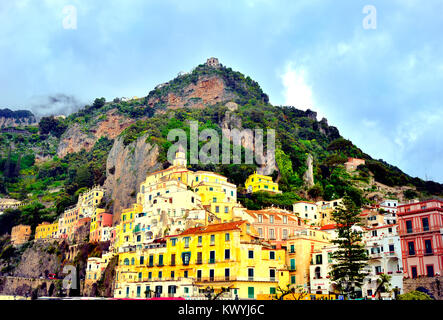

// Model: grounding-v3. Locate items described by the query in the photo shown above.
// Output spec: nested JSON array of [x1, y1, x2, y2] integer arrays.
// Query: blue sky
[[1, 0, 442, 183]]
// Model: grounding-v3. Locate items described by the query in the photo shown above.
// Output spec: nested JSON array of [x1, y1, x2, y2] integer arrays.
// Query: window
[[315, 267, 321, 279], [248, 268, 254, 281], [170, 254, 176, 266], [225, 233, 230, 241], [171, 271, 175, 279], [184, 271, 188, 278], [406, 220, 413, 233], [315, 254, 322, 265], [282, 229, 288, 240], [209, 269, 215, 281], [291, 276, 296, 284], [131, 258, 135, 265], [213, 197, 217, 203], [225, 268, 230, 281], [424, 239, 433, 255], [197, 270, 202, 281], [138, 272, 142, 280], [258, 215, 263, 223], [269, 251, 275, 260], [210, 234, 215, 245], [225, 249, 230, 260], [290, 259, 296, 271], [215, 206, 220, 213], [270, 215, 274, 224], [148, 255, 154, 267], [171, 238, 177, 246], [389, 244, 395, 252], [148, 272, 152, 280], [283, 216, 287, 224], [158, 255, 164, 266], [182, 252, 191, 265], [408, 242, 415, 256], [209, 251, 215, 264], [198, 236, 202, 246], [427, 265, 434, 277], [269, 228, 275, 239], [140, 256, 144, 265], [422, 218, 430, 232], [290, 245, 295, 253], [124, 258, 129, 265], [196, 252, 203, 264], [270, 287, 276, 295], [184, 237, 190, 248], [224, 206, 229, 213], [375, 266, 382, 274], [258, 228, 263, 237], [411, 266, 418, 279], [248, 250, 254, 259], [371, 230, 377, 237], [270, 269, 276, 281]]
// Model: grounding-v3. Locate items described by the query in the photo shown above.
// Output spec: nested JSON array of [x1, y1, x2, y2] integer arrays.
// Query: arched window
[[124, 258, 129, 265], [315, 267, 321, 279], [131, 258, 135, 265]]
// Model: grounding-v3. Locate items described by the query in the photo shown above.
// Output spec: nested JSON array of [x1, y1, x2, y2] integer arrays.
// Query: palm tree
[[375, 273, 392, 300]]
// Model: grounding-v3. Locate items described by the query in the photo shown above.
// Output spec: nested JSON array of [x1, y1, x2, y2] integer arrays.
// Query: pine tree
[[329, 195, 368, 299]]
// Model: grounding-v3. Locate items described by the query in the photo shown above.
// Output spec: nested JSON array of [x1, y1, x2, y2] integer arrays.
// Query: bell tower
[[173, 144, 187, 167]]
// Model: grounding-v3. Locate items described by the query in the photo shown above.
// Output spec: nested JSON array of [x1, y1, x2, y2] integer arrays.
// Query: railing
[[399, 226, 441, 236]]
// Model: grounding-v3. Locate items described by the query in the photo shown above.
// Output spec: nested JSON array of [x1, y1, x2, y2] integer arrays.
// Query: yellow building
[[284, 228, 331, 288], [316, 199, 343, 226], [245, 172, 281, 194], [77, 186, 105, 217], [114, 220, 289, 299], [113, 203, 143, 251], [35, 221, 59, 239], [137, 147, 238, 223]]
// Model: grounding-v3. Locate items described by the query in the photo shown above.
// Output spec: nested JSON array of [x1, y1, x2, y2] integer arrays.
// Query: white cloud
[[281, 62, 321, 118]]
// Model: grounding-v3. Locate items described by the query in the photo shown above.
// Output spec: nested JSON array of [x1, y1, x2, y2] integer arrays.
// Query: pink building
[[90, 212, 113, 243], [397, 199, 443, 278], [344, 157, 365, 171], [243, 209, 303, 249]]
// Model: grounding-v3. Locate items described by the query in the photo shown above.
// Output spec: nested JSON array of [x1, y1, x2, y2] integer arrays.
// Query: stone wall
[[403, 276, 443, 300]]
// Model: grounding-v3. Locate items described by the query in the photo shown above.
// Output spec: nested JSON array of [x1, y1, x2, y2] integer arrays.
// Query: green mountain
[[0, 58, 442, 234]]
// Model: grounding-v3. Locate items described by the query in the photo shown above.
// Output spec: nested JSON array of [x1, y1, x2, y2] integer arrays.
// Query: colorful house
[[35, 221, 59, 240], [245, 172, 281, 194], [397, 199, 443, 278], [114, 221, 290, 299], [90, 208, 113, 243]]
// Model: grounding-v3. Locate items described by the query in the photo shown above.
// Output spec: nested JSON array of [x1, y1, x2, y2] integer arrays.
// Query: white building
[[293, 201, 320, 224], [362, 224, 403, 298]]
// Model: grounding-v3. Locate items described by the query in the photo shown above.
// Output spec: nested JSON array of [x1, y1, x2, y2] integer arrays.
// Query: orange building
[[11, 224, 31, 246]]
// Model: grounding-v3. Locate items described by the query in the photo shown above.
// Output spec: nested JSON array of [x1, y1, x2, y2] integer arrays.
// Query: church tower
[[172, 144, 187, 167]]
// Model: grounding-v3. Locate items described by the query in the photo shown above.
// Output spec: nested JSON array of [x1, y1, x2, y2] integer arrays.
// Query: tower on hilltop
[[206, 57, 220, 68], [172, 144, 187, 167]]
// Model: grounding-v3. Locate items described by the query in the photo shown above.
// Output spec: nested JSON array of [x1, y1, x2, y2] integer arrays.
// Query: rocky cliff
[[57, 109, 137, 157], [103, 134, 161, 223], [0, 108, 37, 128]]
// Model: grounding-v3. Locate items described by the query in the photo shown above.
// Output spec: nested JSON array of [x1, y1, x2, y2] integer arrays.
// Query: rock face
[[12, 241, 63, 278], [57, 110, 137, 158], [147, 75, 238, 110], [303, 153, 315, 188], [221, 108, 277, 176], [0, 108, 37, 128], [103, 134, 161, 223]]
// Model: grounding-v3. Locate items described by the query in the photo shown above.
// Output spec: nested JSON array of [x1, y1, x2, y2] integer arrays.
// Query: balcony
[[399, 226, 441, 236]]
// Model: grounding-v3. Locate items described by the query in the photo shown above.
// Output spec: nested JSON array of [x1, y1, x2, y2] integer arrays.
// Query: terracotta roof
[[179, 221, 246, 236], [319, 224, 344, 230]]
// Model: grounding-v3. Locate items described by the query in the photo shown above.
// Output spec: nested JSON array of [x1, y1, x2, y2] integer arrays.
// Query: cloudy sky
[[1, 0, 442, 183]]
